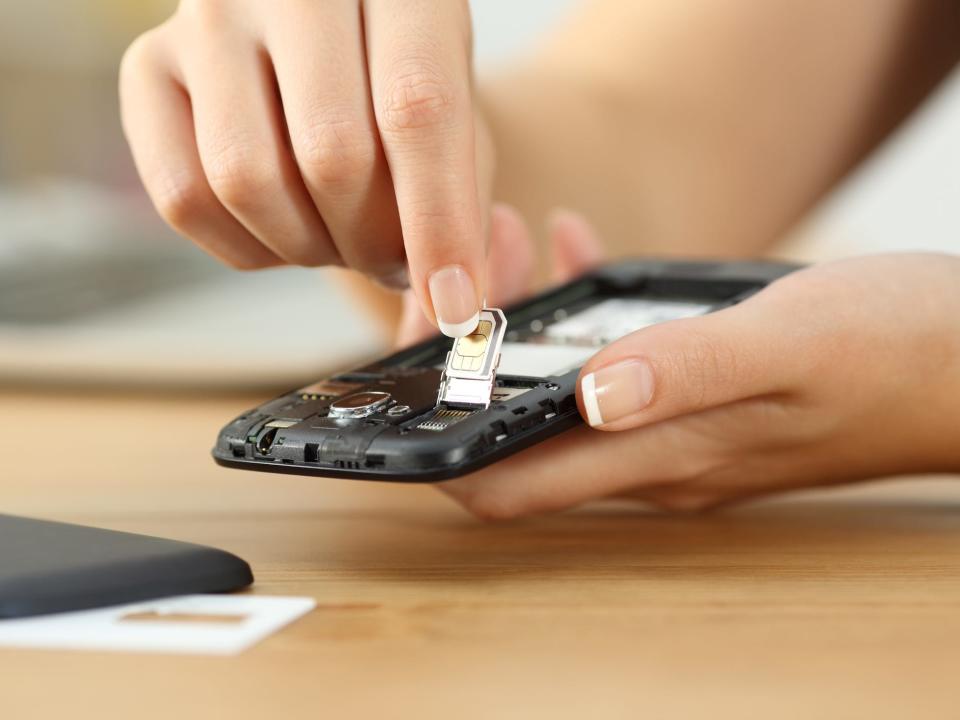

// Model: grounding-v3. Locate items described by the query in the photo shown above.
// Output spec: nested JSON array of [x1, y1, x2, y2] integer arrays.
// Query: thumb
[[577, 298, 798, 430]]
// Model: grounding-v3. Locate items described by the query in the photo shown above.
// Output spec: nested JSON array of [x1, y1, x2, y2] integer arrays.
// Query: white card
[[0, 594, 315, 655]]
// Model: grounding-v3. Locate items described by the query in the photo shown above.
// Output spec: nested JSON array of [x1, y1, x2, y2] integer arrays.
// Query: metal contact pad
[[445, 309, 506, 380], [438, 308, 507, 409]]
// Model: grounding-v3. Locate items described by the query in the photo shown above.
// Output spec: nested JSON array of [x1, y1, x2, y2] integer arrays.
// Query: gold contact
[[296, 380, 362, 399], [450, 320, 492, 371], [434, 409, 471, 420], [416, 408, 472, 432], [438, 308, 507, 409]]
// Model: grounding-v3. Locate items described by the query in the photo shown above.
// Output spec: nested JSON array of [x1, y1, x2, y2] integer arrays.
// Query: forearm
[[480, 0, 960, 265]]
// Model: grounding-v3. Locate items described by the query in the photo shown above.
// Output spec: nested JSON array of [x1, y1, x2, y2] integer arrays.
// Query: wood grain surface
[[1, 389, 959, 719]]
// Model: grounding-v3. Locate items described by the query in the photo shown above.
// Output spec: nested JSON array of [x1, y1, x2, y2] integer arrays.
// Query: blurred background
[[1, 0, 958, 391]]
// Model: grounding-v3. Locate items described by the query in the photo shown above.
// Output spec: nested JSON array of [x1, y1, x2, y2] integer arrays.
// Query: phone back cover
[[0, 514, 253, 618]]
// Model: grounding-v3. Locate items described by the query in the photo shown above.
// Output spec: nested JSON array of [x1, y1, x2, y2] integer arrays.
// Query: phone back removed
[[0, 514, 253, 618]]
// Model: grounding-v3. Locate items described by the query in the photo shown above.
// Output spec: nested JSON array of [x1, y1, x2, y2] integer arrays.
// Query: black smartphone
[[0, 514, 252, 618], [213, 258, 799, 482]]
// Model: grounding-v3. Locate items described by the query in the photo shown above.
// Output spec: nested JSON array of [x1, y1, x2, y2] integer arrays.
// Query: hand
[[120, 0, 492, 336], [393, 203, 605, 346], [436, 222, 960, 518]]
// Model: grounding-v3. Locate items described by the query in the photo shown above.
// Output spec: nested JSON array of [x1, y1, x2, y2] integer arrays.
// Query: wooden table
[[1, 388, 959, 719]]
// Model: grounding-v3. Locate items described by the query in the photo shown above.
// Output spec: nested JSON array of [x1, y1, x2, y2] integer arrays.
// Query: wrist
[[899, 254, 960, 472]]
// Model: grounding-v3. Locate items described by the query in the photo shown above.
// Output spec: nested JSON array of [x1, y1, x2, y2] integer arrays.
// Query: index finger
[[364, 0, 484, 337]]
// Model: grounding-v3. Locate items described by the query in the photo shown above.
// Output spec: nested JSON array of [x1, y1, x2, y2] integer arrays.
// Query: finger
[[395, 203, 534, 348], [119, 28, 282, 269], [623, 483, 741, 514], [440, 410, 731, 520], [486, 203, 535, 308], [365, 0, 485, 337], [577, 293, 804, 431], [180, 17, 338, 266], [396, 288, 437, 347], [547, 208, 605, 284], [266, 1, 404, 279]]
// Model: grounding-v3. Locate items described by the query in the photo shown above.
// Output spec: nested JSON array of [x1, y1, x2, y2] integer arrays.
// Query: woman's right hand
[[120, 0, 493, 337]]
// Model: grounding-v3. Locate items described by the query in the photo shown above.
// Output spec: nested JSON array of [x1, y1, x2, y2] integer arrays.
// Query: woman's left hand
[[406, 210, 960, 519]]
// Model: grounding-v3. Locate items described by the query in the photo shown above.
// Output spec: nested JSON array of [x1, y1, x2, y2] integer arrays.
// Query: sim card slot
[[490, 385, 530, 403], [438, 376, 494, 409], [416, 408, 472, 432], [437, 308, 507, 409]]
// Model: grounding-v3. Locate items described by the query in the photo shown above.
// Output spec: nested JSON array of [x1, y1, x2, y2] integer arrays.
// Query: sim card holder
[[437, 308, 507, 409]]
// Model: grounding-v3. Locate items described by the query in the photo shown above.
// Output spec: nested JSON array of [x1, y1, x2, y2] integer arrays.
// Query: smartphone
[[0, 514, 252, 618], [213, 258, 799, 482]]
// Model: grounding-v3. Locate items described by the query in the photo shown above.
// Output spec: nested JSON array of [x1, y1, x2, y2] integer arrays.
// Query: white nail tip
[[581, 372, 603, 427], [438, 312, 480, 338]]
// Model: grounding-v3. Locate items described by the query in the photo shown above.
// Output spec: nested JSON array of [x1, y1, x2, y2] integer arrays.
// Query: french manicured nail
[[428, 264, 479, 337], [581, 359, 655, 427]]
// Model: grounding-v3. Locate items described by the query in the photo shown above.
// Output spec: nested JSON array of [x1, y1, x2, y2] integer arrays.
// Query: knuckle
[[119, 29, 161, 85], [378, 65, 460, 133], [205, 149, 277, 210], [151, 174, 207, 231], [293, 116, 378, 188], [176, 0, 233, 28], [674, 329, 738, 410]]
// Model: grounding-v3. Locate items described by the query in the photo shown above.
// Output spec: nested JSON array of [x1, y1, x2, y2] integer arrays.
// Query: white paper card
[[0, 594, 315, 655]]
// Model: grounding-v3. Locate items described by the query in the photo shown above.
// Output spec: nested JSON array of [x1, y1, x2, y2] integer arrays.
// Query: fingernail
[[581, 359, 655, 427], [428, 264, 479, 337]]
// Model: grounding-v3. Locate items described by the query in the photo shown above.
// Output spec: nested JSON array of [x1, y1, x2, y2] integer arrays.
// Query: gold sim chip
[[449, 320, 493, 371], [438, 308, 507, 408]]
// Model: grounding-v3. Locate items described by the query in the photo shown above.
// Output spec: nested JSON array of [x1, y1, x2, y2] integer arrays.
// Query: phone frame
[[213, 258, 799, 482]]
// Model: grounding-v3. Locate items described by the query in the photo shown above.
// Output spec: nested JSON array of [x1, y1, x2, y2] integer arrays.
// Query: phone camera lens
[[328, 391, 392, 419]]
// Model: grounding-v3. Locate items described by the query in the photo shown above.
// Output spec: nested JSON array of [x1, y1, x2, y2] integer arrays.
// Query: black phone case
[[0, 514, 253, 618], [213, 258, 800, 483]]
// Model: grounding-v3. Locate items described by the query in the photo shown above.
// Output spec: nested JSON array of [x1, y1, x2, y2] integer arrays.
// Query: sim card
[[437, 308, 507, 409]]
